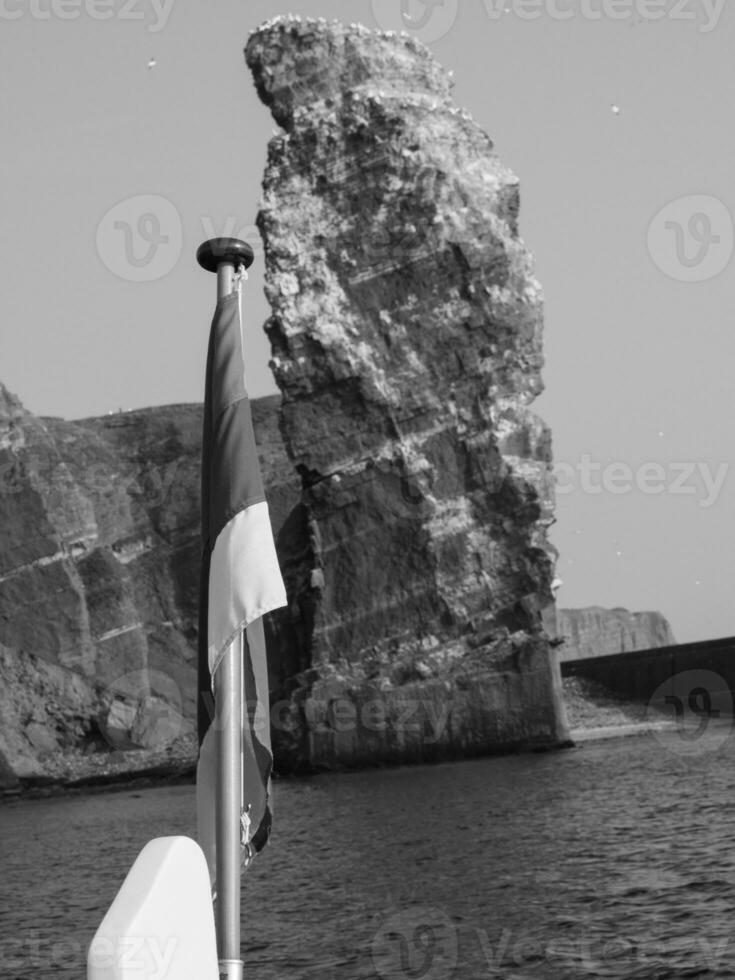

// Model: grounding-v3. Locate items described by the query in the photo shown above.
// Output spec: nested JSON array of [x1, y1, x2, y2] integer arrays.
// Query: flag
[[196, 286, 287, 886]]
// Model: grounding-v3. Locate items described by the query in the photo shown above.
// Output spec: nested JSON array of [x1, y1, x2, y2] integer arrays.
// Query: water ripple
[[2, 730, 735, 978]]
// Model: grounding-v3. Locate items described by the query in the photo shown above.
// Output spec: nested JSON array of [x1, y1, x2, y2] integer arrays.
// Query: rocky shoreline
[[563, 675, 676, 740], [2, 678, 675, 802], [0, 734, 197, 801]]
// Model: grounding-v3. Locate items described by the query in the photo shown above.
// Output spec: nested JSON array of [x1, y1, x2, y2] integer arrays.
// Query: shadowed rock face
[[0, 386, 302, 778], [246, 17, 570, 767]]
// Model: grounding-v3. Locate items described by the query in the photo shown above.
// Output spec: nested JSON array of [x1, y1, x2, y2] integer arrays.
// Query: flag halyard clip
[[233, 263, 249, 293], [240, 804, 254, 867]]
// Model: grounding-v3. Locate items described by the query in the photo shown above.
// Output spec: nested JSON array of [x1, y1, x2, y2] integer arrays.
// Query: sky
[[1, 0, 733, 643]]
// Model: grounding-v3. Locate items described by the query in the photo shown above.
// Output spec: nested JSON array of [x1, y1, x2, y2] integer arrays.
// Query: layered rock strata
[[0, 386, 301, 784], [246, 17, 570, 768]]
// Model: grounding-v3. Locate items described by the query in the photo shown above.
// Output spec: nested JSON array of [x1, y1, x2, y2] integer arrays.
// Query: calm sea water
[[2, 727, 735, 979]]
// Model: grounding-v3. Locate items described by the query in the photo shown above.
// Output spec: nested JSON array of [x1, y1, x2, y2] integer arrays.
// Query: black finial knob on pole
[[196, 237, 254, 274], [197, 238, 254, 302]]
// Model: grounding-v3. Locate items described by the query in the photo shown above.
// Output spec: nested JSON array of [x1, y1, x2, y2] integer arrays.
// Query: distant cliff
[[554, 607, 676, 661]]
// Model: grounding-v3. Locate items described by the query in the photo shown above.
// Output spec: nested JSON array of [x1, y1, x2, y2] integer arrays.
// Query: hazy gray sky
[[2, 0, 733, 643]]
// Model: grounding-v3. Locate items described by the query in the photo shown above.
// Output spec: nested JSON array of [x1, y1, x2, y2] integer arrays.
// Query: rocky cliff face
[[246, 16, 570, 768], [555, 607, 676, 662], [0, 385, 301, 786], [0, 373, 676, 785]]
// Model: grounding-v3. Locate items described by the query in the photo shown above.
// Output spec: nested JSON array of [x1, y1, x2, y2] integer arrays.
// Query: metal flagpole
[[196, 237, 255, 980]]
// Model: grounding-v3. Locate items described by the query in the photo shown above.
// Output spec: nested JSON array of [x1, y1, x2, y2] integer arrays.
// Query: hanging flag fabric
[[196, 287, 287, 885]]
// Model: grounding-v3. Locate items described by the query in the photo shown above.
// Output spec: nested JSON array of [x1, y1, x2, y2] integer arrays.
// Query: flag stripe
[[204, 399, 267, 552], [201, 297, 267, 557], [206, 501, 286, 677]]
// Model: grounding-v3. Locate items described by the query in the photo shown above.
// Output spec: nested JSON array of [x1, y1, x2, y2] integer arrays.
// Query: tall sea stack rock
[[246, 17, 570, 767]]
